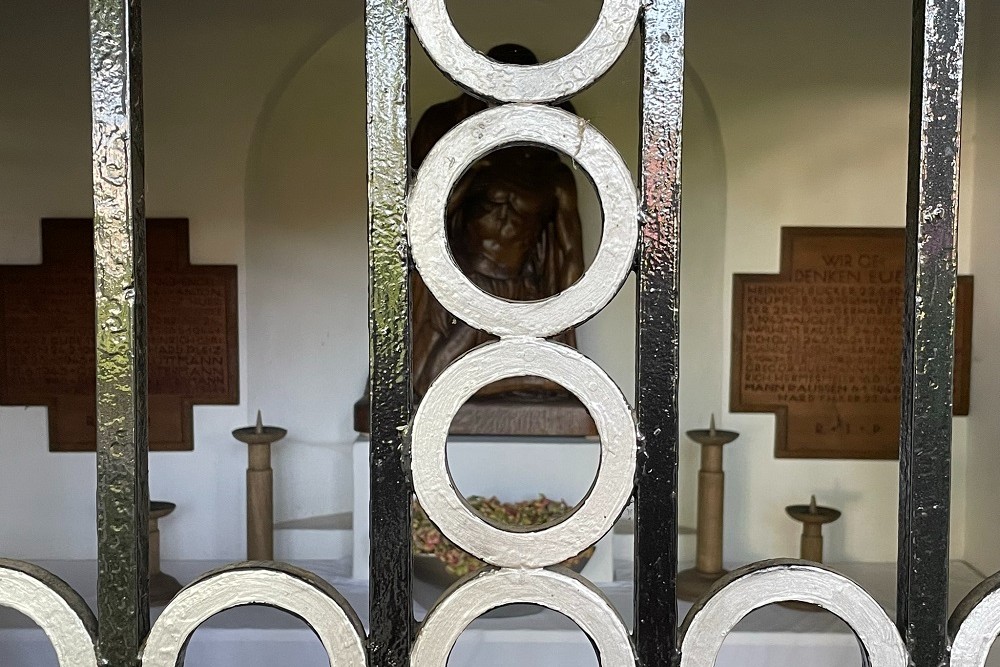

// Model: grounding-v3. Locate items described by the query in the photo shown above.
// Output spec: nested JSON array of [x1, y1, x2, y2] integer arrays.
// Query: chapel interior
[[1, 0, 999, 663]]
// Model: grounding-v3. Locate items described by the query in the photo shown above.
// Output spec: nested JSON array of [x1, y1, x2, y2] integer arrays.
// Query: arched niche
[[243, 3, 727, 541]]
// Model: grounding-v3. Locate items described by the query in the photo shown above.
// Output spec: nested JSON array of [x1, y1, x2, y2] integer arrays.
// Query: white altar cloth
[[1, 559, 995, 666]]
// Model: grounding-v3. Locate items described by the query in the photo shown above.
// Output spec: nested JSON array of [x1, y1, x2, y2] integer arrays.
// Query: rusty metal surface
[[365, 0, 413, 664], [635, 0, 685, 664], [89, 0, 150, 664], [897, 0, 965, 664]]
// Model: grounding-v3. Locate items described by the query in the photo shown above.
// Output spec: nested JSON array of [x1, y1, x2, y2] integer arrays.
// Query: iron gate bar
[[89, 0, 150, 665], [635, 0, 685, 664], [365, 0, 413, 665], [898, 0, 965, 665]]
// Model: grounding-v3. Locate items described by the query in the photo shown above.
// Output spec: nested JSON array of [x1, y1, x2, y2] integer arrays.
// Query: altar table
[[0, 559, 995, 666]]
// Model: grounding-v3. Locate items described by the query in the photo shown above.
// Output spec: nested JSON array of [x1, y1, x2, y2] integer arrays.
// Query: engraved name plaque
[[731, 227, 972, 459], [0, 219, 239, 451]]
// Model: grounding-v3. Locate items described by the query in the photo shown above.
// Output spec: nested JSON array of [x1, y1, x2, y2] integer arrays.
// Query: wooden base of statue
[[149, 501, 181, 606], [354, 394, 596, 437], [232, 411, 287, 560], [676, 568, 727, 603], [677, 416, 740, 602]]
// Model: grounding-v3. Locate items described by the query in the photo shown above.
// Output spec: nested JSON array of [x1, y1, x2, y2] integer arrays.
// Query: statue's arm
[[553, 170, 585, 284], [411, 116, 441, 171], [421, 321, 481, 391], [412, 97, 481, 170]]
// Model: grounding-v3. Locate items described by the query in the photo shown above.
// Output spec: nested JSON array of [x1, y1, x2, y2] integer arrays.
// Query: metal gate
[[0, 0, 988, 665]]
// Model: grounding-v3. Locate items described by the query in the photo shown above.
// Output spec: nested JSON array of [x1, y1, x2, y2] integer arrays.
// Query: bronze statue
[[411, 43, 585, 397], [355, 44, 595, 435]]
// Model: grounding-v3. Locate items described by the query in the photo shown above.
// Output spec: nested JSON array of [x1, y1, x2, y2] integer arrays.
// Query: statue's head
[[486, 43, 539, 66]]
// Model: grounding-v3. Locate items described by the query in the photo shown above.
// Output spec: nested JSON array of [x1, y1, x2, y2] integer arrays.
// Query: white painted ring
[[412, 567, 635, 666], [679, 560, 908, 667], [141, 564, 366, 667], [408, 104, 638, 338], [950, 572, 1000, 667], [0, 560, 98, 667], [411, 338, 636, 568], [408, 0, 640, 103]]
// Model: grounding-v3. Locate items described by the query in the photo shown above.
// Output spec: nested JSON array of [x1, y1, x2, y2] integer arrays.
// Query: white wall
[[693, 0, 974, 563], [0, 0, 356, 560], [0, 0, 993, 569], [243, 12, 369, 531], [229, 0, 979, 565], [962, 0, 1000, 577]]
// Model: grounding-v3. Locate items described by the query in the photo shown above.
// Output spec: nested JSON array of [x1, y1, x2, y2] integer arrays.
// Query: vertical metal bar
[[89, 1, 149, 665], [897, 0, 965, 664], [635, 0, 684, 665], [366, 0, 412, 665]]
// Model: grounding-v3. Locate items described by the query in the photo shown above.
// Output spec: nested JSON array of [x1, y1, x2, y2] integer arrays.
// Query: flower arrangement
[[412, 495, 596, 577]]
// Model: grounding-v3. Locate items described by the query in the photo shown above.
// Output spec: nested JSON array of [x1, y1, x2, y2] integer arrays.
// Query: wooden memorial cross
[[0, 218, 238, 451], [731, 227, 972, 459]]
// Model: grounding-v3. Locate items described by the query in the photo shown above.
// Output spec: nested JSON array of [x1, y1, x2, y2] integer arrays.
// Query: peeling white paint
[[411, 338, 636, 568], [408, 0, 640, 103], [409, 104, 638, 339], [0, 561, 98, 667], [678, 561, 907, 667], [951, 576, 1000, 667], [141, 565, 366, 667], [412, 567, 634, 666]]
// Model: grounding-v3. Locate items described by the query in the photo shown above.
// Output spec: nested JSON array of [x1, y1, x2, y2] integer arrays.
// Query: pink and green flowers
[[412, 495, 595, 576]]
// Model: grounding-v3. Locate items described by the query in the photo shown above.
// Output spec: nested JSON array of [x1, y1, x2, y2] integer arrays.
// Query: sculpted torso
[[411, 102, 584, 396], [454, 147, 574, 284]]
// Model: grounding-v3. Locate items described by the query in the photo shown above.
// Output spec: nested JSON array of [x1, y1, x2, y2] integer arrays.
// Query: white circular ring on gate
[[0, 560, 98, 667], [408, 0, 640, 103], [141, 563, 366, 667], [679, 560, 907, 667], [411, 338, 636, 568], [950, 571, 1000, 667], [412, 567, 635, 666], [409, 104, 638, 338]]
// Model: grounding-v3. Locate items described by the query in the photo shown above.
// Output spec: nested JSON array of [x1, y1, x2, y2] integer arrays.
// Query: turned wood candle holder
[[786, 495, 841, 563], [149, 501, 181, 606], [677, 415, 740, 602], [232, 411, 287, 560], [780, 496, 841, 612]]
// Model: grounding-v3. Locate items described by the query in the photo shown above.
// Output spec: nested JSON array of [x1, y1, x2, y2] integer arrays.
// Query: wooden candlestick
[[232, 411, 287, 560], [677, 415, 740, 602], [780, 496, 842, 612], [149, 501, 181, 606], [786, 495, 841, 563]]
